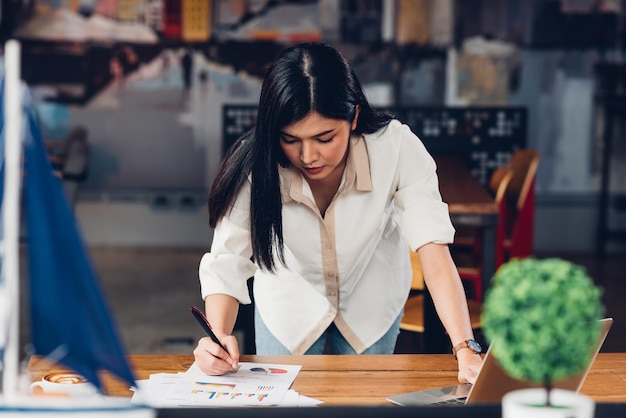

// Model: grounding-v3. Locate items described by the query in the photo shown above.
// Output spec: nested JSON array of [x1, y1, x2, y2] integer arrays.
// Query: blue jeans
[[254, 308, 402, 354]]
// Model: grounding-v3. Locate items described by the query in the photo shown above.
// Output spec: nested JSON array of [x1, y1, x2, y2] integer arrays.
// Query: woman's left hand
[[456, 349, 483, 384]]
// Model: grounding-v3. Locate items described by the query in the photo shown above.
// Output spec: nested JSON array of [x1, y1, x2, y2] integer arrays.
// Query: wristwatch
[[452, 339, 482, 359]]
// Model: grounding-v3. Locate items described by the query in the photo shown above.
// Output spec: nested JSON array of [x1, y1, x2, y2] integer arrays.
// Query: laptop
[[387, 317, 613, 406]]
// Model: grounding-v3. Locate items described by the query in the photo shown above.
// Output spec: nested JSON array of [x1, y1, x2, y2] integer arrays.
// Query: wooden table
[[27, 353, 626, 405]]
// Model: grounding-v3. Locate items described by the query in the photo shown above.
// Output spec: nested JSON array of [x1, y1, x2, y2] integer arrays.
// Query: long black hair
[[209, 42, 393, 272]]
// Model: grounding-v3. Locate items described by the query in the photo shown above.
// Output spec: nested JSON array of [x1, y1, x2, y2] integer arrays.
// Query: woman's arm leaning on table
[[417, 242, 483, 384]]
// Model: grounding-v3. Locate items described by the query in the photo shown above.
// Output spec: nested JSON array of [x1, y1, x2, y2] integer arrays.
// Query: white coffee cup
[[29, 373, 98, 397]]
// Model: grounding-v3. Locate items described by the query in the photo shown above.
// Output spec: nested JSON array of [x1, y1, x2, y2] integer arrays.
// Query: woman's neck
[[306, 157, 346, 217]]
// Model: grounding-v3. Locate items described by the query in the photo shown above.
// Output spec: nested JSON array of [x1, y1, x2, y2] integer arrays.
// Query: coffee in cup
[[29, 373, 98, 397]]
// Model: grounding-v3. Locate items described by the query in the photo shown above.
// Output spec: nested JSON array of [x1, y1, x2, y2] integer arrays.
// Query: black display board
[[390, 107, 527, 186], [222, 105, 527, 187]]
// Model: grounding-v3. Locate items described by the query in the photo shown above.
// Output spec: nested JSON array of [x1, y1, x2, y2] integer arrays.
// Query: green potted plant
[[481, 257, 604, 417]]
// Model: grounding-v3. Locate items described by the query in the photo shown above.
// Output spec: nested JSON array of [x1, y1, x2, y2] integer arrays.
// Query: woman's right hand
[[193, 334, 240, 375]]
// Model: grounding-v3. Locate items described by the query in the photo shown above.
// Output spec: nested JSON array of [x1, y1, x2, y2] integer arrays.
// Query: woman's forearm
[[417, 243, 475, 347], [203, 293, 240, 337]]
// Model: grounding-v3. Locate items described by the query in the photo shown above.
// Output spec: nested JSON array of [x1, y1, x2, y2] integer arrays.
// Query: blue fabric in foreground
[[19, 99, 136, 391]]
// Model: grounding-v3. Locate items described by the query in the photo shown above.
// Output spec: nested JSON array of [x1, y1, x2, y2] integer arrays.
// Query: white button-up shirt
[[199, 120, 455, 354]]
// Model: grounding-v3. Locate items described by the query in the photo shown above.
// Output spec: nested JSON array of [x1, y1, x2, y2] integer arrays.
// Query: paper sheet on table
[[131, 372, 185, 407], [158, 362, 303, 407], [132, 376, 323, 407], [280, 389, 324, 407]]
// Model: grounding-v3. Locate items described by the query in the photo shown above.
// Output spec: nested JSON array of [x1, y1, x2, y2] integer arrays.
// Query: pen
[[190, 305, 229, 353]]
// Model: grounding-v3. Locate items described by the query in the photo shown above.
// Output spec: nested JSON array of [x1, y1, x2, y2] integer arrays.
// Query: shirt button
[[326, 272, 335, 278], [327, 291, 337, 296], [325, 243, 332, 249]]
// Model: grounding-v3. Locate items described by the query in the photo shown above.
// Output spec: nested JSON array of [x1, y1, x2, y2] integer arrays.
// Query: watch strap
[[452, 339, 480, 359]]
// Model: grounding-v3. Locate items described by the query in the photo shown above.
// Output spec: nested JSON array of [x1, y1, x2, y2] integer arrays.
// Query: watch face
[[468, 339, 482, 353]]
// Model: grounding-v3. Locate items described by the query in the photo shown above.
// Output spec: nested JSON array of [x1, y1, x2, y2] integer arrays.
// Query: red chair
[[451, 149, 539, 302], [450, 166, 514, 302], [501, 149, 539, 261]]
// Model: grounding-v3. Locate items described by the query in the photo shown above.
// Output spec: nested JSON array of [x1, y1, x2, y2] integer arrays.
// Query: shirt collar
[[347, 134, 372, 192]]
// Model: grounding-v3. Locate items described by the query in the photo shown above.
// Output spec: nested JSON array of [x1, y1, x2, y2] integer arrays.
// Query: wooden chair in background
[[399, 251, 428, 334], [399, 250, 482, 351]]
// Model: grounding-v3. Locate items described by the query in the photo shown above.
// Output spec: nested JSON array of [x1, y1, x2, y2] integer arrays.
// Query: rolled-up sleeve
[[199, 184, 257, 304], [392, 125, 455, 251]]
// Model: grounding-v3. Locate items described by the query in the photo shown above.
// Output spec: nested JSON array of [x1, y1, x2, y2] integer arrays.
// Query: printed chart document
[[132, 362, 320, 407]]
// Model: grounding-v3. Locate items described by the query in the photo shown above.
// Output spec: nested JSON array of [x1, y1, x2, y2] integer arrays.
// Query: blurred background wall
[[2, 0, 625, 255]]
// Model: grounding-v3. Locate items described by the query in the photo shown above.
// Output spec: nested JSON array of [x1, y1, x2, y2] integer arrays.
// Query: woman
[[193, 42, 482, 383]]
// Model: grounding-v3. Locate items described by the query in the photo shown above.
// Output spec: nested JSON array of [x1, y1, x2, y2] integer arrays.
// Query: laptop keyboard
[[430, 397, 467, 406]]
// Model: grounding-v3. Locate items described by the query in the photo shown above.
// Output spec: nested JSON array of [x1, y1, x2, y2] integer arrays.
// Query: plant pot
[[502, 388, 595, 418]]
